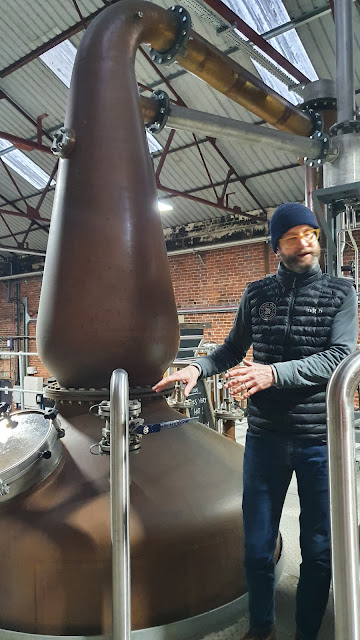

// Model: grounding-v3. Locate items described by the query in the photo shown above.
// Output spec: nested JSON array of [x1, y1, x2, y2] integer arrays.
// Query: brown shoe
[[241, 626, 276, 640]]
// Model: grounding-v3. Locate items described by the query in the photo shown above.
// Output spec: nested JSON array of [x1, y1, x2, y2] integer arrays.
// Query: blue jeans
[[243, 428, 331, 640]]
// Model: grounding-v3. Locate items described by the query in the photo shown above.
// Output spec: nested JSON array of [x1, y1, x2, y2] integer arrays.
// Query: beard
[[281, 250, 320, 274]]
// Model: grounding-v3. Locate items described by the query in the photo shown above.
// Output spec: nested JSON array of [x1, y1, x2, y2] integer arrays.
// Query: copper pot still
[[0, 2, 280, 636]]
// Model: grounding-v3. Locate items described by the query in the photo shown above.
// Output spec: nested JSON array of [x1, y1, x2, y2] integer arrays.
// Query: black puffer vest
[[247, 263, 352, 435]]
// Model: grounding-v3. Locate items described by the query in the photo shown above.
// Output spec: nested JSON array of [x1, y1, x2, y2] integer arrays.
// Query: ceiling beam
[[0, 130, 52, 154], [0, 89, 53, 143], [0, 186, 56, 207], [161, 163, 299, 199], [0, 207, 45, 221], [261, 4, 335, 39], [141, 47, 269, 214], [0, 0, 122, 78], [0, 224, 49, 244], [0, 245, 46, 256]]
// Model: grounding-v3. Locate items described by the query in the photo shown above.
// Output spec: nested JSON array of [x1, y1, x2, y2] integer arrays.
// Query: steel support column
[[335, 0, 355, 123]]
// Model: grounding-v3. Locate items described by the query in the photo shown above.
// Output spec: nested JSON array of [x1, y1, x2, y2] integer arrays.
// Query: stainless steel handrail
[[327, 350, 360, 639], [110, 369, 131, 640]]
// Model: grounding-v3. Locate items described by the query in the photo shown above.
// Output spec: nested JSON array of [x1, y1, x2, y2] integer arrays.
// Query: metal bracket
[[0, 478, 10, 496], [330, 119, 360, 137], [312, 182, 360, 276], [149, 5, 192, 66]]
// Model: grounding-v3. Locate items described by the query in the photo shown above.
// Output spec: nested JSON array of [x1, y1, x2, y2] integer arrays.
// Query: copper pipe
[[21, 4, 283, 636], [223, 419, 236, 441], [177, 33, 313, 136], [138, 3, 313, 136], [140, 95, 158, 124], [37, 0, 182, 389]]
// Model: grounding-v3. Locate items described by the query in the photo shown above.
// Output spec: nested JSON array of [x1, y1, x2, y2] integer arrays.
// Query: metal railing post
[[327, 350, 360, 639], [110, 369, 131, 640], [18, 351, 25, 410]]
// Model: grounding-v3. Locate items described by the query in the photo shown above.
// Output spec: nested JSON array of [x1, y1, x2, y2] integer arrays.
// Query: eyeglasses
[[279, 228, 320, 250]]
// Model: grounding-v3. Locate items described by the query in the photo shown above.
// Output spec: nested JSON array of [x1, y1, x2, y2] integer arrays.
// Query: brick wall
[[169, 240, 278, 346], [0, 234, 358, 392], [0, 276, 48, 388]]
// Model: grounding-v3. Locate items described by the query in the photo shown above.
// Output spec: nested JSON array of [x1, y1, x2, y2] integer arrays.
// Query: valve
[[44, 406, 65, 438], [44, 407, 59, 420], [90, 399, 144, 455], [0, 402, 10, 416]]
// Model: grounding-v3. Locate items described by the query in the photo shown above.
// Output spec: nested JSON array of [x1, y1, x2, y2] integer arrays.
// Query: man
[[153, 202, 358, 640]]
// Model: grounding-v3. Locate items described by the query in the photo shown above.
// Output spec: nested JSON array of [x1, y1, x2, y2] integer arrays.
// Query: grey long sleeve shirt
[[194, 271, 358, 389]]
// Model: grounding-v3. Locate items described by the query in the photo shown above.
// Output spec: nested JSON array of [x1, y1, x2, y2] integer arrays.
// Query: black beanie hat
[[270, 202, 318, 252]]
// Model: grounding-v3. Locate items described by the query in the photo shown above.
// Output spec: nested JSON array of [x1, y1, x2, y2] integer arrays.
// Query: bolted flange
[[145, 89, 170, 135], [149, 5, 192, 66], [51, 127, 76, 158], [329, 119, 360, 137], [303, 131, 331, 168]]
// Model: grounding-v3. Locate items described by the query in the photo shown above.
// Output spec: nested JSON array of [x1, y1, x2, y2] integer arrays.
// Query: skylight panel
[[158, 201, 173, 212], [40, 40, 163, 155], [0, 139, 56, 190], [40, 39, 76, 88], [146, 132, 162, 153], [222, 0, 318, 98]]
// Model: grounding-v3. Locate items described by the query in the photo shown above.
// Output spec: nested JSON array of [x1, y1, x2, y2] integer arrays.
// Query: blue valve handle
[[135, 417, 196, 435]]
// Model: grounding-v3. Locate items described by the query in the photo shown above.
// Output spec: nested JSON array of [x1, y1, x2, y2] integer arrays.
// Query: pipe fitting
[[299, 105, 323, 137], [51, 127, 76, 158], [329, 119, 360, 136], [149, 5, 192, 65], [304, 131, 330, 167], [145, 90, 170, 134]]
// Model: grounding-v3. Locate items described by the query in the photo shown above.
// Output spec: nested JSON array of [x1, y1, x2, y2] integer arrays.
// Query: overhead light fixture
[[158, 201, 173, 212]]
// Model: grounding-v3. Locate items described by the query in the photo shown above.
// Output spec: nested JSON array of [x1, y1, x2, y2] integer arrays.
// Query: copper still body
[[0, 2, 282, 636]]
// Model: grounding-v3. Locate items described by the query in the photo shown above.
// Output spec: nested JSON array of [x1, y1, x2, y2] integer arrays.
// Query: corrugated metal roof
[[0, 0, 358, 263], [0, 0, 102, 69], [284, 1, 360, 107]]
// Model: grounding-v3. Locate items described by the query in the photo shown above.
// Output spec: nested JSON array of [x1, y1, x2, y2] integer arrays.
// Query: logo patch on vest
[[259, 301, 276, 321], [306, 307, 323, 314]]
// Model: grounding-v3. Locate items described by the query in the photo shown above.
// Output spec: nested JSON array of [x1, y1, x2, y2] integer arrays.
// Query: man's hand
[[152, 365, 200, 397], [224, 358, 275, 399]]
